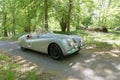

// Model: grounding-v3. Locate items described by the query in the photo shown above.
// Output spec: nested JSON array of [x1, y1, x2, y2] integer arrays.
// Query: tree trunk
[[44, 0, 48, 31], [10, 0, 16, 36], [2, 13, 8, 37], [67, 0, 72, 35], [12, 11, 16, 36], [76, 17, 80, 30], [24, 14, 31, 33], [60, 17, 67, 32]]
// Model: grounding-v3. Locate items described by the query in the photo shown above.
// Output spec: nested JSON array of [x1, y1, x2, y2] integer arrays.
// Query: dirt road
[[0, 41, 120, 80]]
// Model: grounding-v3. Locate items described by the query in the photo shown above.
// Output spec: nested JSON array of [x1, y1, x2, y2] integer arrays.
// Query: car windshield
[[35, 28, 53, 35]]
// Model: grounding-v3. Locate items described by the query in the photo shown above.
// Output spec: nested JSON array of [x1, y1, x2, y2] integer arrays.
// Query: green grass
[[0, 53, 17, 80], [54, 30, 120, 50], [0, 51, 56, 80], [76, 30, 120, 50]]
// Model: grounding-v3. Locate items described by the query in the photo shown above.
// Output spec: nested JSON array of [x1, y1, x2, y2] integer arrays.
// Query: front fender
[[48, 39, 68, 55], [49, 39, 72, 55]]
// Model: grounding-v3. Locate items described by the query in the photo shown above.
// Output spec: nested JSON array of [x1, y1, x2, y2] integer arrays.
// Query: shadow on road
[[14, 47, 120, 80], [59, 48, 120, 80]]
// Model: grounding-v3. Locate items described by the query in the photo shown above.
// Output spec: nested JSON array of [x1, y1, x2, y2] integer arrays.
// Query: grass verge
[[76, 30, 120, 50]]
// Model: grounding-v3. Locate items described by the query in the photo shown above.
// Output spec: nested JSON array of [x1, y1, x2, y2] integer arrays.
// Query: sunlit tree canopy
[[0, 0, 120, 36]]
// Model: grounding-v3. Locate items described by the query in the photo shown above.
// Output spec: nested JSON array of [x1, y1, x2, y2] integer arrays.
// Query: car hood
[[39, 33, 72, 39]]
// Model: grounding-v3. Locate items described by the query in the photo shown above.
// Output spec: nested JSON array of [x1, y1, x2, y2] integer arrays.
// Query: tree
[[2, 11, 8, 37], [19, 0, 40, 32], [67, 0, 72, 34], [53, 0, 72, 32], [9, 0, 17, 36], [1, 0, 8, 37], [92, 0, 120, 29], [44, 0, 48, 30], [71, 0, 95, 30], [0, 0, 120, 36]]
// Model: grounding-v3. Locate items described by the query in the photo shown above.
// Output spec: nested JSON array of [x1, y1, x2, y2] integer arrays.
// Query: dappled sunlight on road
[[85, 45, 120, 58], [111, 49, 120, 53], [61, 48, 120, 80], [14, 56, 37, 72], [95, 39, 120, 45], [6, 54, 38, 73], [94, 51, 119, 57]]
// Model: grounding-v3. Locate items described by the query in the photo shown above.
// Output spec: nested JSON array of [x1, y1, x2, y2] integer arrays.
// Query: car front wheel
[[21, 47, 26, 51], [49, 44, 63, 60]]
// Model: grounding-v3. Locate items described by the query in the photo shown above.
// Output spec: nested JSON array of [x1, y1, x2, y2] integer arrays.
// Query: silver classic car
[[18, 31, 84, 60]]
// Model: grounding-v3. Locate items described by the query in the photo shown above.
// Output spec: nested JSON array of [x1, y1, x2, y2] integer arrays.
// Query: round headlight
[[66, 39, 74, 46]]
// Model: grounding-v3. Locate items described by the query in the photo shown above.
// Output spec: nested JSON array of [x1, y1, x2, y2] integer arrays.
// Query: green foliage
[[26, 70, 37, 80], [6, 70, 16, 80], [92, 0, 120, 29], [0, 0, 120, 36], [0, 54, 16, 80]]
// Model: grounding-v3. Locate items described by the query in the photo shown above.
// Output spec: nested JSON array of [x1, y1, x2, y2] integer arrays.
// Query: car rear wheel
[[49, 44, 63, 60]]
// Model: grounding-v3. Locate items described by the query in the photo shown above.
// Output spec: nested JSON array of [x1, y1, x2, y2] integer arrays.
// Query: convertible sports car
[[18, 31, 84, 60]]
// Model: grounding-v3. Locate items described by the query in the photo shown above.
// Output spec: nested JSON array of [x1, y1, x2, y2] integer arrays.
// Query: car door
[[26, 38, 50, 54]]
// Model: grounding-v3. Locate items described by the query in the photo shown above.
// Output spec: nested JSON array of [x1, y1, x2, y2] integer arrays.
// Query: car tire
[[21, 47, 26, 51], [49, 44, 63, 60]]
